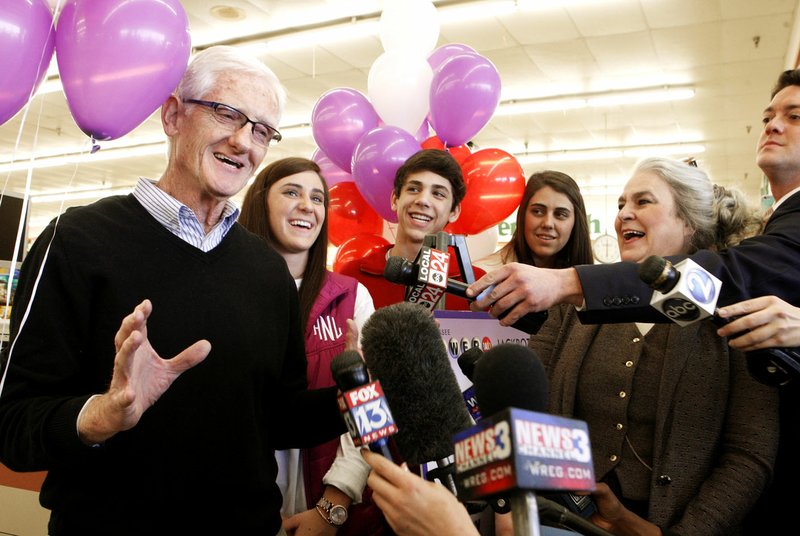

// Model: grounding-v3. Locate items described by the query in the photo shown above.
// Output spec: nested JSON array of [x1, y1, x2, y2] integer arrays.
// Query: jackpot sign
[[453, 408, 595, 500]]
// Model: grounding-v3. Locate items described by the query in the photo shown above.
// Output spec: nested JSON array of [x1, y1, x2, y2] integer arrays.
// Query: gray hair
[[632, 157, 758, 252], [175, 46, 287, 122]]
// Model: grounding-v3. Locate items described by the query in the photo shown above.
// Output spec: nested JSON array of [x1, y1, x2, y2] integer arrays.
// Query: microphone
[[638, 255, 721, 326], [330, 350, 398, 459], [360, 302, 474, 496], [471, 344, 597, 523], [457, 346, 483, 380], [639, 255, 800, 386], [456, 344, 608, 536], [458, 347, 483, 421], [471, 344, 549, 418], [383, 255, 549, 334]]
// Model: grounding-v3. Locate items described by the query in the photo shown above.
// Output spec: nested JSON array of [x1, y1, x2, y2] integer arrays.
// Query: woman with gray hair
[[527, 156, 777, 535]]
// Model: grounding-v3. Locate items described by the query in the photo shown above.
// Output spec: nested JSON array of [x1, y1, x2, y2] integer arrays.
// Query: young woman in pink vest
[[240, 157, 387, 536]]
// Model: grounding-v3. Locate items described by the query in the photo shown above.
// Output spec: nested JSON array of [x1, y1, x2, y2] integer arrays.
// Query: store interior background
[[1, 0, 800, 534]]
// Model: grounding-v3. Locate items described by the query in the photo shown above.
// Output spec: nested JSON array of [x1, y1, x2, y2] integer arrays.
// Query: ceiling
[[2, 0, 799, 242]]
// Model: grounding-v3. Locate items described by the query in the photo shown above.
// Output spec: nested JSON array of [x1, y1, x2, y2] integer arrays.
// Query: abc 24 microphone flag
[[405, 245, 450, 309], [453, 408, 596, 501]]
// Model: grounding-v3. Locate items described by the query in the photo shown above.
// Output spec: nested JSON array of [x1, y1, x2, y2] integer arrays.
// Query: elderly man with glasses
[[0, 46, 346, 536]]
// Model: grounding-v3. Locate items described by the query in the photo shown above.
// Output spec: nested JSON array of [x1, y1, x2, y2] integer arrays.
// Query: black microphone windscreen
[[361, 302, 473, 464], [383, 255, 415, 285], [473, 343, 548, 417], [457, 347, 484, 382], [638, 255, 677, 292], [330, 350, 369, 391]]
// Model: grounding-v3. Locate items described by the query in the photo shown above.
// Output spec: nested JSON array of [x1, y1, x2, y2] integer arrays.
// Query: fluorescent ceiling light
[[547, 149, 624, 162], [515, 143, 705, 164], [587, 87, 695, 107], [0, 134, 167, 164], [238, 21, 380, 55], [497, 97, 587, 115], [280, 124, 314, 139], [0, 143, 166, 173], [440, 1, 517, 22], [496, 85, 695, 116]]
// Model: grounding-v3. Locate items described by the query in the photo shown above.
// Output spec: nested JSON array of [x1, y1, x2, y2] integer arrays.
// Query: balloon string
[[0, 93, 45, 396], [0, 120, 91, 400]]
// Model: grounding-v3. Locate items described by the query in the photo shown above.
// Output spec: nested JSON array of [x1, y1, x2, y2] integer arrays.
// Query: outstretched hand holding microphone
[[716, 295, 800, 351]]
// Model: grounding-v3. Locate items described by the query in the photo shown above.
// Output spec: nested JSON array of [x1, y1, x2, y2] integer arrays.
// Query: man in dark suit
[[467, 68, 800, 323]]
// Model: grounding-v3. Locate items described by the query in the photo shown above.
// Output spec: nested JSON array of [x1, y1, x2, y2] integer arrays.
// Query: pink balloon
[[427, 43, 476, 72], [312, 148, 353, 187], [351, 126, 421, 223], [55, 0, 191, 141], [429, 53, 501, 147], [0, 0, 55, 125], [311, 88, 380, 174]]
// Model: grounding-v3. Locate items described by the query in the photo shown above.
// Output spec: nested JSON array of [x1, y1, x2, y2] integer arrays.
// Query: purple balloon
[[429, 53, 501, 147], [351, 126, 421, 223], [311, 88, 380, 174], [55, 0, 191, 141], [427, 43, 477, 73], [413, 120, 430, 143], [312, 148, 354, 187], [0, 0, 55, 125]]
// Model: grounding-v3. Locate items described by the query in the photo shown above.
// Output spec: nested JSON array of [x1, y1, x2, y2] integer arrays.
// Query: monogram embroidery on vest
[[313, 315, 343, 341]]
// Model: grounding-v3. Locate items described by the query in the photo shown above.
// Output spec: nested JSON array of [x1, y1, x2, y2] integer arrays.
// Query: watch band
[[315, 497, 348, 526]]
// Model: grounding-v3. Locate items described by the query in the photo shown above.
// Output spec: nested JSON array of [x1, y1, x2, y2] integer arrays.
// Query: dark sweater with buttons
[[0, 195, 345, 536]]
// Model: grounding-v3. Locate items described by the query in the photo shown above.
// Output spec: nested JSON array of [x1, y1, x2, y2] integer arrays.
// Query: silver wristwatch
[[316, 497, 348, 527]]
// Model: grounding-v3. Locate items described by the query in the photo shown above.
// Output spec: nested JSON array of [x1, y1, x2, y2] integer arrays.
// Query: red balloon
[[448, 144, 472, 165], [446, 148, 525, 235], [420, 135, 471, 164], [421, 135, 444, 150], [333, 233, 390, 273], [328, 182, 385, 246]]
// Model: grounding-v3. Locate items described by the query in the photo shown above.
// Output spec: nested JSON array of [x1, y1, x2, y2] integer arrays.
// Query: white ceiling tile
[[640, 0, 723, 28], [721, 13, 795, 63], [585, 31, 660, 76], [523, 40, 601, 86], [651, 23, 723, 69], [565, 0, 649, 37], [439, 18, 519, 51], [721, 0, 798, 19], [499, 7, 580, 45]]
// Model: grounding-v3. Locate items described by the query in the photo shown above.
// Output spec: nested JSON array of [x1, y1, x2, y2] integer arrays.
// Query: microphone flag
[[453, 408, 595, 502], [336, 380, 398, 448], [645, 257, 721, 326]]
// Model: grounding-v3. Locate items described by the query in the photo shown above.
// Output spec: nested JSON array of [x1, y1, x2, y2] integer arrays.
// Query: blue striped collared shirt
[[132, 178, 240, 252]]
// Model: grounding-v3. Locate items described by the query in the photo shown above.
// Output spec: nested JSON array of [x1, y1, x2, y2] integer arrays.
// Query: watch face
[[592, 234, 620, 264], [330, 505, 348, 525]]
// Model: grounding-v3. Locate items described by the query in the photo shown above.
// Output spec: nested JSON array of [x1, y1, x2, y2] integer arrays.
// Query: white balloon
[[379, 0, 440, 56], [367, 51, 433, 134]]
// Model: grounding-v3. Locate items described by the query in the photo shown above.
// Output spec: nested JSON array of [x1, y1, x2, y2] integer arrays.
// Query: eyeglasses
[[182, 99, 282, 146]]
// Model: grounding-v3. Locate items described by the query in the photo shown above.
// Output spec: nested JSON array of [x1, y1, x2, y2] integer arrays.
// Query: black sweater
[[0, 195, 345, 535]]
